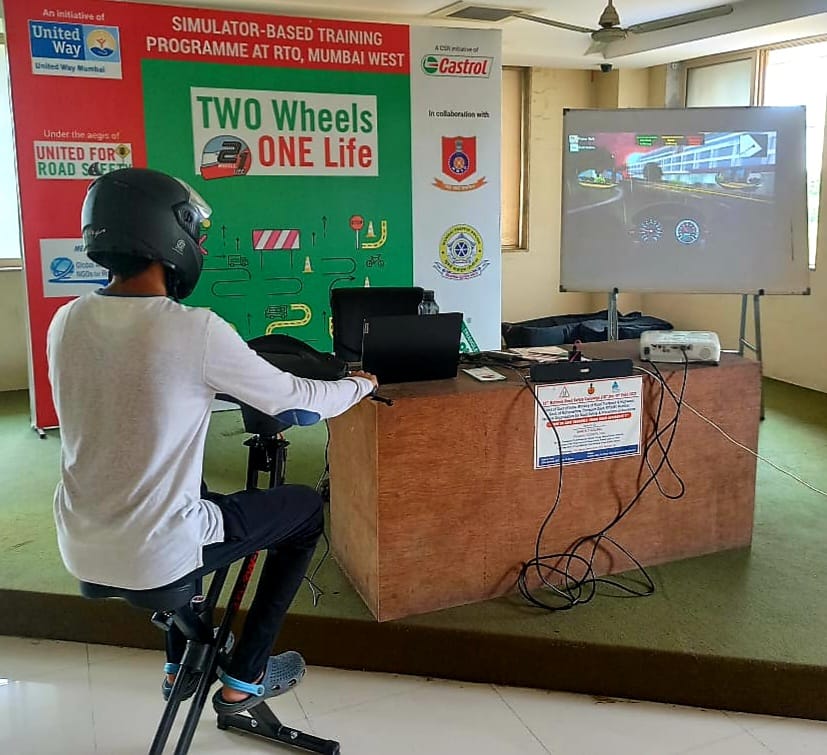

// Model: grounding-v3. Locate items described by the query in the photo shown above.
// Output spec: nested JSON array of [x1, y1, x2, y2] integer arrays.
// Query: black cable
[[303, 420, 332, 607], [503, 353, 689, 612], [560, 356, 688, 598], [565, 357, 688, 602], [304, 530, 330, 608], [315, 419, 332, 494], [643, 359, 687, 500]]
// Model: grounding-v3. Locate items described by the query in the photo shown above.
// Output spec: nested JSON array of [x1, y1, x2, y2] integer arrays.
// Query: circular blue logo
[[87, 29, 117, 58], [675, 219, 701, 245], [448, 150, 470, 177], [50, 257, 75, 280]]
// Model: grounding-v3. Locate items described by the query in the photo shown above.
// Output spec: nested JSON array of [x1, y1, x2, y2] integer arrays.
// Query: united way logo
[[200, 135, 252, 180], [435, 224, 490, 280], [29, 21, 122, 79], [434, 136, 487, 192]]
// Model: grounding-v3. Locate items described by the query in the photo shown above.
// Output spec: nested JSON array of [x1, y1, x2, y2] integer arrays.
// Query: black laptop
[[361, 313, 463, 384]]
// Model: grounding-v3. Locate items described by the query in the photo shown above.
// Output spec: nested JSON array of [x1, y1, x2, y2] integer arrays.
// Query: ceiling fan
[[524, 1, 735, 54], [442, 2, 735, 55]]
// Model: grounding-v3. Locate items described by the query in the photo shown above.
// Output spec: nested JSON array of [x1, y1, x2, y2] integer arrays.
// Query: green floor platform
[[1, 382, 826, 720]]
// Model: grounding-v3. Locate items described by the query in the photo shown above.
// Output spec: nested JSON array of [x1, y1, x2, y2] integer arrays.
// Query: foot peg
[[217, 701, 340, 754]]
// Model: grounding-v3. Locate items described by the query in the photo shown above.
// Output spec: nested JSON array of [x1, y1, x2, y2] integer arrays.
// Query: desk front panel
[[330, 349, 761, 621]]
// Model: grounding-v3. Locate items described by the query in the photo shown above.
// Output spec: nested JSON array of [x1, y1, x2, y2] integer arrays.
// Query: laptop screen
[[361, 313, 463, 384]]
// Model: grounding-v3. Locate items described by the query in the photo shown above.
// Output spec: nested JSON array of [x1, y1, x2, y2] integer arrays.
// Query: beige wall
[[594, 69, 619, 109], [501, 69, 595, 323], [616, 69, 650, 109], [0, 269, 29, 391], [648, 66, 668, 108]]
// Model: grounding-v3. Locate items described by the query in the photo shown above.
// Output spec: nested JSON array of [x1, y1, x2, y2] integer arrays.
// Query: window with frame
[[501, 66, 529, 250], [1, 34, 24, 268], [763, 42, 827, 270], [684, 39, 827, 268]]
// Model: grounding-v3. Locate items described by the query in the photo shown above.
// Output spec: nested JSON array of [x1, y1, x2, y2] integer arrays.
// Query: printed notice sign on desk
[[534, 376, 643, 469]]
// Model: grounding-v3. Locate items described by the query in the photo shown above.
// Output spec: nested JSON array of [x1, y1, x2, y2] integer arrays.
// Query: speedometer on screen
[[675, 219, 701, 245], [638, 217, 664, 244]]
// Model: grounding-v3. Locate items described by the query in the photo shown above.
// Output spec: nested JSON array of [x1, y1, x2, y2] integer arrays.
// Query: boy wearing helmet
[[46, 168, 377, 714]]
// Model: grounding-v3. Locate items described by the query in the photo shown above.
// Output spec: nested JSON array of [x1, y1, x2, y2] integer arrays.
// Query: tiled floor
[[1, 636, 824, 754]]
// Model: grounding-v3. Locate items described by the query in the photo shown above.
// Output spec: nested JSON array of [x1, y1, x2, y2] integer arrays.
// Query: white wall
[[0, 268, 29, 391]]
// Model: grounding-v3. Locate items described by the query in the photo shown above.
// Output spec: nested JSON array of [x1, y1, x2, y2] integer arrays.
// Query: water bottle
[[418, 290, 439, 315]]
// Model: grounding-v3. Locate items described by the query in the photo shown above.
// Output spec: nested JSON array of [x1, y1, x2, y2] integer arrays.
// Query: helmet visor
[[173, 178, 213, 253], [174, 177, 212, 222]]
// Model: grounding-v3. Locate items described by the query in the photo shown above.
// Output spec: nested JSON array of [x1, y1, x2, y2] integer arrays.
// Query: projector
[[640, 330, 721, 364]]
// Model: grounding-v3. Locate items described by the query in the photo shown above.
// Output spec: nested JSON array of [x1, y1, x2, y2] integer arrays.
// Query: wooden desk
[[328, 341, 761, 622]]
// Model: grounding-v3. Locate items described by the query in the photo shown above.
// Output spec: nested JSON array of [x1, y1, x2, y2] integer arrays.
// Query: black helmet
[[81, 167, 212, 300]]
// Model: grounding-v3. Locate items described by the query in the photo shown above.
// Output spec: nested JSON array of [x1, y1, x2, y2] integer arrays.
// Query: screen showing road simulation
[[566, 130, 777, 253], [560, 108, 809, 294]]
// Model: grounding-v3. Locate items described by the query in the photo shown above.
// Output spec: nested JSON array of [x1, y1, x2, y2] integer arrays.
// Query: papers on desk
[[508, 346, 571, 363]]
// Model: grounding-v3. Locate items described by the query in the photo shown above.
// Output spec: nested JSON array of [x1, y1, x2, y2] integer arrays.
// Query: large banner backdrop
[[4, 0, 502, 429]]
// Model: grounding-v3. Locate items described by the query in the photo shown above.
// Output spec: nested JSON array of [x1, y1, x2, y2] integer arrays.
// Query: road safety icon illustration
[[252, 229, 300, 250], [350, 214, 364, 249], [264, 303, 312, 333], [361, 220, 387, 250]]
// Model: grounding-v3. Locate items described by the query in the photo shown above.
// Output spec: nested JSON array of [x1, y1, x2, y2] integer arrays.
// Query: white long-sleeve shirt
[[46, 292, 373, 590]]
